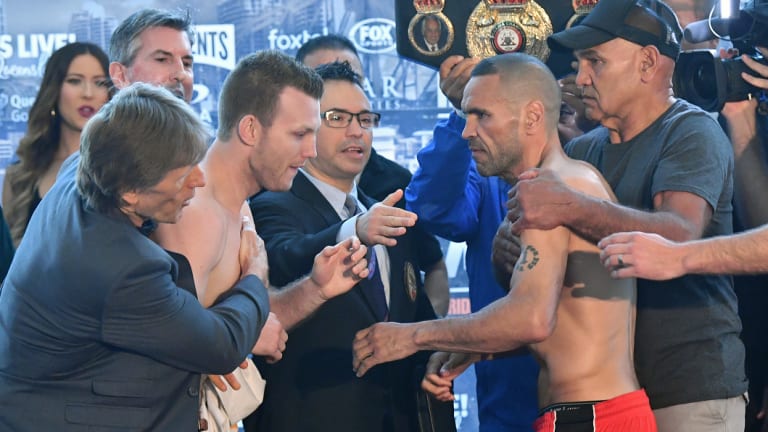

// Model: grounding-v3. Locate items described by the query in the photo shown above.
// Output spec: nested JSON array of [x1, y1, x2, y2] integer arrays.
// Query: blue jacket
[[406, 111, 539, 431]]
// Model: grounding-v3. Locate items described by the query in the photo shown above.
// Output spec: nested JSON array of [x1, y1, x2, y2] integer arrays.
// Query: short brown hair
[[217, 50, 323, 141]]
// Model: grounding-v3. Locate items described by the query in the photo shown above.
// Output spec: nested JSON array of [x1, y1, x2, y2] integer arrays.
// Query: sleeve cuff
[[338, 216, 358, 243]]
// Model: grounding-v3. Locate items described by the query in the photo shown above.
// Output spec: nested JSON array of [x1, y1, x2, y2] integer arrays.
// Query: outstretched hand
[[352, 322, 418, 377], [356, 189, 417, 247], [310, 235, 369, 300]]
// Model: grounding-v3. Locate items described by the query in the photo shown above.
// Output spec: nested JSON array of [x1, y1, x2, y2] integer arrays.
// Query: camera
[[674, 50, 766, 112], [673, 0, 768, 112]]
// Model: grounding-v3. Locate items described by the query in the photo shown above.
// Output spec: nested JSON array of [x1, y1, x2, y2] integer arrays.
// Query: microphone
[[683, 15, 754, 44]]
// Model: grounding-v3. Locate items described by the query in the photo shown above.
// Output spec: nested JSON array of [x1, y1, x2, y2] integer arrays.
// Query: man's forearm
[[268, 276, 326, 331], [682, 225, 768, 275], [410, 299, 546, 354], [566, 194, 699, 243]]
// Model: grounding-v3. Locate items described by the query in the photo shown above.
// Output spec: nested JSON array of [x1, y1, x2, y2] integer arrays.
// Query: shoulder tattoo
[[515, 245, 540, 272]]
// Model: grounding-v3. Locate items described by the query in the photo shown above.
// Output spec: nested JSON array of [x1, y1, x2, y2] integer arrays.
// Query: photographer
[[721, 45, 768, 432], [721, 47, 768, 227]]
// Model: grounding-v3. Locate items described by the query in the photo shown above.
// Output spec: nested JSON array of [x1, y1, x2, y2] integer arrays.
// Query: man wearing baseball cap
[[503, 1, 748, 431]]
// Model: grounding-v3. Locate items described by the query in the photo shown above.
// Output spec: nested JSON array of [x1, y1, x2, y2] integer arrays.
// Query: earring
[[50, 109, 56, 117]]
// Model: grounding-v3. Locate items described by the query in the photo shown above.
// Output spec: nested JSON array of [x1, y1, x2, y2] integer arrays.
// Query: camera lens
[[690, 62, 717, 103], [674, 50, 725, 112]]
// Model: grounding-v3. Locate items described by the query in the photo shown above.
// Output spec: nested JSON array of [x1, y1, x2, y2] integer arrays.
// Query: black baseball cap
[[548, 0, 683, 59]]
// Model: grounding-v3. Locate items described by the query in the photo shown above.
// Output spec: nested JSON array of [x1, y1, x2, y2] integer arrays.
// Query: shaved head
[[472, 53, 562, 128]]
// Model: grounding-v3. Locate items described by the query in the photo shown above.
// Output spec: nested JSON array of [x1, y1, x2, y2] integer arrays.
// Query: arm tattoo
[[515, 245, 540, 272]]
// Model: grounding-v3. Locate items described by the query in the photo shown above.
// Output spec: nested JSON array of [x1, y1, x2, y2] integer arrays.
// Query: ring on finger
[[617, 254, 625, 267]]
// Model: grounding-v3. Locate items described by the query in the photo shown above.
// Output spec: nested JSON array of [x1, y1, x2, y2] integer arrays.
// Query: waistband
[[539, 389, 651, 423]]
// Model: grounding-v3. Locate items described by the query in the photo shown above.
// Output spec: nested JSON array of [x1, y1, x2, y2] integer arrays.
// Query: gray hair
[[109, 8, 193, 66], [421, 15, 442, 35], [77, 82, 209, 213]]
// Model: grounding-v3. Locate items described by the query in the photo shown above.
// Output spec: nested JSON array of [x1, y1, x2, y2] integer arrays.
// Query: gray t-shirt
[[566, 99, 747, 409]]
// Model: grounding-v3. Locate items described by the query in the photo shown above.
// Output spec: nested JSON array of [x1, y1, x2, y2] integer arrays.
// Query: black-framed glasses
[[321, 109, 381, 129]]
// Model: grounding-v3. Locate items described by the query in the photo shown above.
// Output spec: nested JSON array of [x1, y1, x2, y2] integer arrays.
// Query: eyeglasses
[[321, 109, 381, 129]]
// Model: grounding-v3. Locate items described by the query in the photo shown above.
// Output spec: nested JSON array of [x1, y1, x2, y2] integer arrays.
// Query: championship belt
[[466, 0, 552, 62], [566, 0, 599, 28], [395, 0, 584, 77], [407, 0, 455, 56]]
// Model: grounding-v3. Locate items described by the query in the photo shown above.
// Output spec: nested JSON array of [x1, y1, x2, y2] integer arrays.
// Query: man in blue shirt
[[406, 55, 539, 432]]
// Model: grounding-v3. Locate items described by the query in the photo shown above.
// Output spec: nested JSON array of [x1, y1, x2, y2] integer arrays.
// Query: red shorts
[[533, 389, 657, 432]]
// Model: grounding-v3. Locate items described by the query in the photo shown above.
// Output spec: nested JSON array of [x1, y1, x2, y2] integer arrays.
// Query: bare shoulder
[[154, 188, 228, 267], [543, 156, 616, 253], [555, 158, 615, 203]]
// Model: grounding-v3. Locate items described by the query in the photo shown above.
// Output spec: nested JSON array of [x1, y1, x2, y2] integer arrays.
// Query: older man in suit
[[418, 15, 446, 53], [246, 61, 454, 432], [0, 83, 270, 431]]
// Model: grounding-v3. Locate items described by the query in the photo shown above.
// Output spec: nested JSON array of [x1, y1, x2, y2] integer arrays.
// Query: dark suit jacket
[[415, 36, 448, 53], [246, 171, 453, 432], [0, 159, 270, 431]]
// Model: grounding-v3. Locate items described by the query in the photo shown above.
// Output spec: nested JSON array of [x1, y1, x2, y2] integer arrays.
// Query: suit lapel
[[291, 171, 343, 227], [292, 174, 382, 322]]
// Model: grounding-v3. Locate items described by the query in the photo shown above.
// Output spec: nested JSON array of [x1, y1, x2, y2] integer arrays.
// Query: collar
[[137, 218, 158, 237], [300, 168, 360, 219]]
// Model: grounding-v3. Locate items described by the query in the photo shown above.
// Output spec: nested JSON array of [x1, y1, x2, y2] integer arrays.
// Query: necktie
[[365, 247, 389, 321], [345, 194, 388, 320], [343, 194, 359, 219]]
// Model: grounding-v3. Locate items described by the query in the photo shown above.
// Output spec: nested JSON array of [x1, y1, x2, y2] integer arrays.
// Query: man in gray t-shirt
[[499, 1, 748, 431], [565, 98, 745, 411]]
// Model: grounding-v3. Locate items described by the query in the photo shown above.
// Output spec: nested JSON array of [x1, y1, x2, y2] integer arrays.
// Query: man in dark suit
[[246, 61, 454, 432], [296, 34, 450, 316], [0, 83, 271, 431]]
